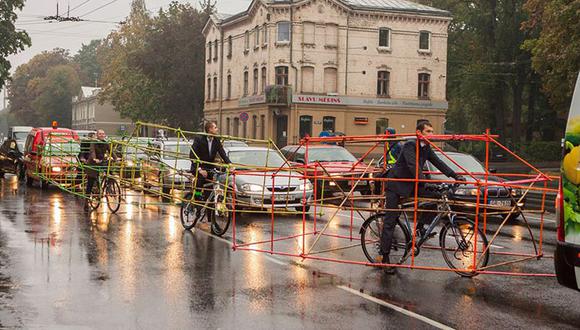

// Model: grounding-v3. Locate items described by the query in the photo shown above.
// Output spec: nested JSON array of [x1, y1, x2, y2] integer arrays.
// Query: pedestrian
[[380, 121, 465, 274]]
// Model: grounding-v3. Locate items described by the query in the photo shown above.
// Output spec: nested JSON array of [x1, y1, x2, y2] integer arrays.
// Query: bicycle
[[360, 183, 490, 277], [86, 162, 122, 214], [180, 168, 232, 237]]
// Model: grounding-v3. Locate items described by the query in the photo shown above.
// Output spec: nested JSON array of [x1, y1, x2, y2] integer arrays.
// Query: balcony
[[265, 85, 291, 105]]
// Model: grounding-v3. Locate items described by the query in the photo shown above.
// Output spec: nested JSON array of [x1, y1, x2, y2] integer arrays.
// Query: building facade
[[72, 87, 134, 136], [203, 0, 451, 148]]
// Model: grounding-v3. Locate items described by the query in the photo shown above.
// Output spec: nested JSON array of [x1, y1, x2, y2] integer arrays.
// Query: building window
[[207, 77, 211, 100], [275, 66, 288, 86], [244, 30, 250, 50], [227, 74, 232, 99], [299, 115, 312, 138], [377, 71, 390, 97], [252, 115, 257, 139], [418, 73, 430, 99], [213, 39, 218, 61], [323, 116, 335, 132], [324, 67, 337, 93], [301, 66, 314, 93], [213, 77, 218, 100], [379, 28, 390, 48], [419, 31, 430, 51], [207, 42, 212, 62], [376, 118, 389, 135], [260, 115, 265, 139], [242, 120, 247, 138], [303, 21, 315, 44], [325, 23, 337, 47], [226, 117, 230, 135], [233, 117, 239, 137], [254, 26, 260, 47], [243, 71, 249, 96], [253, 68, 259, 95], [277, 21, 291, 42], [227, 36, 232, 57], [261, 67, 267, 93], [262, 23, 268, 45]]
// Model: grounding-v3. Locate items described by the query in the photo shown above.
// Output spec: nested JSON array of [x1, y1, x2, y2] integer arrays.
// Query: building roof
[[213, 0, 450, 27], [81, 87, 101, 98], [338, 0, 450, 16]]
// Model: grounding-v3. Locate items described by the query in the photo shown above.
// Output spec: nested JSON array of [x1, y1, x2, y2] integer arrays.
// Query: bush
[[520, 141, 562, 162]]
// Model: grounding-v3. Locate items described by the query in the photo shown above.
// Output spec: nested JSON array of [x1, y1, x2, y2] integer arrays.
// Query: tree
[[8, 49, 71, 125], [98, 0, 215, 130], [73, 40, 103, 87], [31, 65, 80, 127], [523, 0, 580, 113], [0, 0, 31, 90]]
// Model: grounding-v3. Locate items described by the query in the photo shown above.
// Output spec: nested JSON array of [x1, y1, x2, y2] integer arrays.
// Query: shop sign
[[239, 95, 266, 106], [292, 94, 448, 110]]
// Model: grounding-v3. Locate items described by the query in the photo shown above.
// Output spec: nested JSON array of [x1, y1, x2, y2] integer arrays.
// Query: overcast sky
[[2, 0, 251, 108]]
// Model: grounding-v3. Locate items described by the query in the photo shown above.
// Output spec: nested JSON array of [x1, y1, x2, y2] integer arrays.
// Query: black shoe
[[381, 254, 396, 274]]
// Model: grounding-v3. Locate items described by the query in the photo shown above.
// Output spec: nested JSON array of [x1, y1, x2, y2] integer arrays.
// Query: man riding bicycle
[[189, 121, 231, 217], [84, 129, 116, 210], [380, 121, 465, 273]]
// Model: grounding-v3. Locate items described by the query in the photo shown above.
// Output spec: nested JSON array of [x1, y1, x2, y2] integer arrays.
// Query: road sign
[[239, 112, 249, 122]]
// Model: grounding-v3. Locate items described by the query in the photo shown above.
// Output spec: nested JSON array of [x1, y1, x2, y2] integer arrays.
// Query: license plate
[[274, 194, 294, 201], [490, 199, 511, 207]]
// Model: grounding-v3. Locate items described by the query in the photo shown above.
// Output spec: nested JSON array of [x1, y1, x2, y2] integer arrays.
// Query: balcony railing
[[265, 85, 291, 105]]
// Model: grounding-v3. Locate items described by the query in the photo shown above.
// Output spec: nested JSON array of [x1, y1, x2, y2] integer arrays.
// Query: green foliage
[[522, 0, 580, 113], [73, 40, 102, 87], [0, 0, 31, 90], [98, 0, 214, 130], [519, 140, 562, 161], [31, 65, 80, 127]]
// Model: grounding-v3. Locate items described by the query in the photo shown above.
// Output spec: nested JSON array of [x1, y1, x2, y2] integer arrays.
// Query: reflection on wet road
[[0, 175, 579, 329]]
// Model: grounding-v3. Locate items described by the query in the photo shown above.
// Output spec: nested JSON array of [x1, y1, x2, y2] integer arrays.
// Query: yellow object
[[563, 146, 580, 184]]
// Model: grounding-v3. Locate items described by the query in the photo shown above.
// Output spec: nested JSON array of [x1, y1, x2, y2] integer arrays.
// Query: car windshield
[[163, 143, 190, 160], [308, 148, 358, 163], [429, 153, 486, 179], [44, 142, 81, 156], [13, 132, 28, 140], [228, 150, 287, 168]]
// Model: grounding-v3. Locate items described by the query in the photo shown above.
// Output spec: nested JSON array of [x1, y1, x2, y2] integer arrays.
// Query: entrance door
[[275, 115, 288, 147]]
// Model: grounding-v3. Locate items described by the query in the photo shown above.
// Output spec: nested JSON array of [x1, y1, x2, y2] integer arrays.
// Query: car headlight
[[298, 182, 313, 191], [511, 189, 519, 196], [52, 166, 62, 173], [454, 187, 478, 196], [241, 183, 263, 192]]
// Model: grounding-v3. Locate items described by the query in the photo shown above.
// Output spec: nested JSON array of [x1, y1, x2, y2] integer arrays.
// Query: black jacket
[[189, 135, 231, 172], [386, 139, 457, 197]]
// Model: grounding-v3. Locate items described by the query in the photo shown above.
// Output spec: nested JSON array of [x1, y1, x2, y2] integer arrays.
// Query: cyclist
[[84, 129, 116, 210], [189, 121, 231, 217], [380, 121, 465, 273]]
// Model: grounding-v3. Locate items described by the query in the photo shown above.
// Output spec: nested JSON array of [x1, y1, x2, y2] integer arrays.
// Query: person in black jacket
[[189, 121, 231, 207], [381, 121, 464, 273]]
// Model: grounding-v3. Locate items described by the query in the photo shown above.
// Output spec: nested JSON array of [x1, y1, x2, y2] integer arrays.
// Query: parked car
[[425, 151, 525, 216], [222, 140, 249, 148], [280, 145, 376, 199], [224, 147, 313, 211], [116, 137, 151, 179], [74, 129, 96, 139], [0, 138, 24, 178], [22, 125, 80, 188], [142, 139, 192, 194]]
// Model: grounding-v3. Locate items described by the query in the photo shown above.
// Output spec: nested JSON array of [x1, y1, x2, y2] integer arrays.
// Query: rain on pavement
[[1, 174, 579, 329]]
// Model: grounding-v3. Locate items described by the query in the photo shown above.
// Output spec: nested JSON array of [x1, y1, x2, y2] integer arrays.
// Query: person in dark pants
[[85, 130, 114, 209], [381, 121, 464, 273], [189, 121, 232, 216]]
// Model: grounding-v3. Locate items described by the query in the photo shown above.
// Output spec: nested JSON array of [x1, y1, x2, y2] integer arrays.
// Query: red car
[[22, 125, 80, 189], [281, 145, 376, 199]]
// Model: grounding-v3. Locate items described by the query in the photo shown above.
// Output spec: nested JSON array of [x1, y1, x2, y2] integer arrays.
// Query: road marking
[[337, 285, 455, 330]]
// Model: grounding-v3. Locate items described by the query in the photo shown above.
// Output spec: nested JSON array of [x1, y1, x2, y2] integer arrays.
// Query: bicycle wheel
[[439, 217, 489, 277], [180, 192, 202, 230], [360, 214, 410, 265], [209, 190, 232, 237], [88, 181, 101, 210], [105, 179, 122, 213]]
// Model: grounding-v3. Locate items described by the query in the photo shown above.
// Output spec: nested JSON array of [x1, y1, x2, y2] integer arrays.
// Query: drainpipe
[[345, 12, 350, 94], [289, 0, 298, 140], [218, 24, 224, 129]]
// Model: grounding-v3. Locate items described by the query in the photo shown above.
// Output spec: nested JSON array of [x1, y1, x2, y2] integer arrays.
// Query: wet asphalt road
[[1, 174, 579, 329]]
